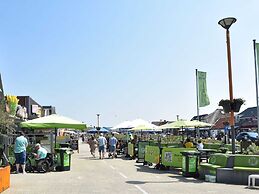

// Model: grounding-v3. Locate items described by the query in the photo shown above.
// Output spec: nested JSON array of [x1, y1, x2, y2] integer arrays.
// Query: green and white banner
[[197, 71, 210, 107]]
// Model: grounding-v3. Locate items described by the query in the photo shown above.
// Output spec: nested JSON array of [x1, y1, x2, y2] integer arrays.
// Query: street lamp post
[[218, 17, 237, 154], [96, 114, 100, 131]]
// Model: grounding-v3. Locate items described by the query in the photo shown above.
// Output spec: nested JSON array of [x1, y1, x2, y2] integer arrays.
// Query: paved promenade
[[3, 142, 259, 194]]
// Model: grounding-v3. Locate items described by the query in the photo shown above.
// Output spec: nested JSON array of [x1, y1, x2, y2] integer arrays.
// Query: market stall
[[20, 114, 86, 171]]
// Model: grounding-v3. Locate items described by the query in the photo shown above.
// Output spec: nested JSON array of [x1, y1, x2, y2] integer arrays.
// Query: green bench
[[233, 155, 259, 172], [203, 143, 221, 150], [199, 153, 230, 179], [217, 155, 259, 185]]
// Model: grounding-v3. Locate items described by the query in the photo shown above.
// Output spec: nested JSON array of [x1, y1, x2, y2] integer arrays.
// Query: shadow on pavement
[[126, 180, 177, 185], [78, 156, 99, 160], [119, 155, 136, 161], [168, 175, 204, 184], [134, 164, 177, 174], [244, 187, 259, 190], [134, 163, 206, 184]]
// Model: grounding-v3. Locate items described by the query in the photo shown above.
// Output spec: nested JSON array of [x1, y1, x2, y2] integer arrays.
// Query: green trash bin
[[181, 151, 200, 177], [59, 143, 70, 148], [55, 148, 72, 171]]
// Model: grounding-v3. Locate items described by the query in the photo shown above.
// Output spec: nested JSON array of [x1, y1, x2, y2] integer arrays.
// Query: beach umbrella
[[159, 120, 195, 129], [159, 120, 191, 141], [190, 120, 212, 128], [130, 124, 157, 131], [189, 120, 212, 138], [159, 120, 211, 129], [159, 120, 211, 140]]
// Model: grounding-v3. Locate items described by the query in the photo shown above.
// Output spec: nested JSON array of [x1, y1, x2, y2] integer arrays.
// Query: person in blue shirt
[[98, 133, 107, 159], [33, 143, 47, 160], [109, 133, 118, 159], [14, 131, 28, 174]]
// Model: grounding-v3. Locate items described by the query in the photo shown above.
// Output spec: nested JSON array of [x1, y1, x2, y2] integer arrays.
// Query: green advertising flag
[[198, 71, 210, 107]]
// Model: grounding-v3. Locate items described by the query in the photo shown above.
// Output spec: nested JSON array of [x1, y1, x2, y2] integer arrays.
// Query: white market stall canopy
[[112, 120, 133, 129], [112, 119, 156, 130]]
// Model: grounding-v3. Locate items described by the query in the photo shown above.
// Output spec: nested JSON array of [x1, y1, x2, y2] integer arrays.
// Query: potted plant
[[219, 99, 231, 113], [231, 98, 245, 112]]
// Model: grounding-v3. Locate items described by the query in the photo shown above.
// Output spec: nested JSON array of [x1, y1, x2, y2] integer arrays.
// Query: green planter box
[[161, 147, 195, 168], [137, 141, 149, 161], [145, 145, 160, 164]]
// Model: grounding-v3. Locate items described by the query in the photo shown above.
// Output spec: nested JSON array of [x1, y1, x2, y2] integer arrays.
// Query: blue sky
[[1, 1, 259, 126]]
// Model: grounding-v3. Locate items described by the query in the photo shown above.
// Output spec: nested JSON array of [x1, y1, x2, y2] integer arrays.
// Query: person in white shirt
[[97, 133, 107, 159], [197, 140, 204, 150]]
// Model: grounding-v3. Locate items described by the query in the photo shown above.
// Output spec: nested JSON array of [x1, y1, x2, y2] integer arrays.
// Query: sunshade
[[159, 120, 195, 129], [20, 114, 86, 130], [189, 120, 212, 128], [129, 124, 161, 132], [159, 120, 211, 129]]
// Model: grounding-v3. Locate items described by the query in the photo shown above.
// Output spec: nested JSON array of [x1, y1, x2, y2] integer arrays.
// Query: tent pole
[[182, 126, 184, 142], [50, 130, 54, 153], [54, 128, 57, 150]]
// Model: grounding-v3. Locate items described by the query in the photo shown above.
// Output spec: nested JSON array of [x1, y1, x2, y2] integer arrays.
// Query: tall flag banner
[[197, 71, 210, 107]]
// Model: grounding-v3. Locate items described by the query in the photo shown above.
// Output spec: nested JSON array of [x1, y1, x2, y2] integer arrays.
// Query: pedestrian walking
[[88, 135, 97, 157], [105, 133, 110, 154], [109, 133, 118, 158], [14, 131, 28, 174], [97, 133, 107, 159]]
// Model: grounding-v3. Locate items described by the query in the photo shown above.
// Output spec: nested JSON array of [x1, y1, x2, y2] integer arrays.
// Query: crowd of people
[[86, 133, 118, 159], [12, 129, 230, 175]]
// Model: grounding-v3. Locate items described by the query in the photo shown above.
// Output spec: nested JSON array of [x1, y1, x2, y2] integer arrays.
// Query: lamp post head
[[218, 17, 237, 30]]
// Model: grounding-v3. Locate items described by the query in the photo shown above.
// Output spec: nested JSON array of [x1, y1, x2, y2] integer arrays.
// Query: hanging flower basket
[[219, 99, 231, 113], [231, 98, 245, 112]]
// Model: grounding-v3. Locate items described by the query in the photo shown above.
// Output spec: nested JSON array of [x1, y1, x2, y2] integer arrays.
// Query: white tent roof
[[112, 119, 154, 130], [111, 120, 133, 129], [130, 119, 152, 128]]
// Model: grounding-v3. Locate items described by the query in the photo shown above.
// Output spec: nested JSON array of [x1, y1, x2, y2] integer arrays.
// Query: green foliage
[[161, 135, 182, 144], [247, 143, 259, 155], [0, 102, 16, 134]]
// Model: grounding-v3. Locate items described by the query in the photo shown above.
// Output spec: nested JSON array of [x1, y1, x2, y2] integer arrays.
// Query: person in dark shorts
[[109, 133, 118, 158], [14, 131, 28, 174]]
